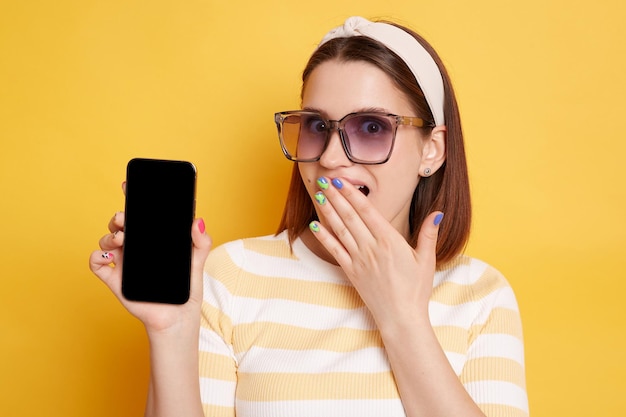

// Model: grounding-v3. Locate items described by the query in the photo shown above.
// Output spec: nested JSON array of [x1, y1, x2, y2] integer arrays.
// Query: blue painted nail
[[317, 177, 329, 190], [309, 221, 320, 233], [434, 213, 444, 226], [314, 191, 326, 205], [331, 178, 343, 189]]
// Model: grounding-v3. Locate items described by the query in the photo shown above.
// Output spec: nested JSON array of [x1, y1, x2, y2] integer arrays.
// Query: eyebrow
[[301, 106, 394, 117]]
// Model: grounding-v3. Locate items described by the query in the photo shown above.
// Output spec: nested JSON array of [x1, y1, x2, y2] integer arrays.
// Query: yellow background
[[1, 0, 625, 415]]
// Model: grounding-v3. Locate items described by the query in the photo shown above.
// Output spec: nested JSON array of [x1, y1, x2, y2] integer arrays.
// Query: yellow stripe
[[233, 322, 382, 353], [198, 351, 236, 381], [469, 307, 523, 343], [237, 371, 400, 401], [243, 237, 298, 259], [201, 302, 233, 342], [460, 357, 526, 388], [201, 403, 235, 417], [479, 403, 528, 417], [432, 325, 469, 354], [206, 243, 362, 309], [235, 271, 362, 308], [431, 266, 508, 305], [234, 322, 481, 357], [204, 244, 241, 294]]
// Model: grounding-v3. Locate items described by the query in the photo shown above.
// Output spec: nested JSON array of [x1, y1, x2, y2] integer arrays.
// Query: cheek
[[297, 164, 317, 196]]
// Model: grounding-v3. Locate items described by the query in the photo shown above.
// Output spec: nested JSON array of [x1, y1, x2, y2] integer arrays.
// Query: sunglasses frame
[[275, 110, 431, 165]]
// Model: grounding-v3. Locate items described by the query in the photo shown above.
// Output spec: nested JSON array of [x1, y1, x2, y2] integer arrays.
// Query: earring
[[423, 168, 432, 176]]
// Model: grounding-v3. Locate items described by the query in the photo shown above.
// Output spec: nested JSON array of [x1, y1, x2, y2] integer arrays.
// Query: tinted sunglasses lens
[[282, 114, 327, 161], [343, 114, 394, 162]]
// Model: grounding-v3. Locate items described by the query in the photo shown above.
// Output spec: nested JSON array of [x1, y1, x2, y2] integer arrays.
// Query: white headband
[[319, 16, 445, 126]]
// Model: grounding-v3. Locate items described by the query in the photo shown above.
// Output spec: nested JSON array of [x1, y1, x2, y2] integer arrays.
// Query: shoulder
[[433, 255, 519, 311], [436, 255, 509, 288], [204, 232, 294, 274]]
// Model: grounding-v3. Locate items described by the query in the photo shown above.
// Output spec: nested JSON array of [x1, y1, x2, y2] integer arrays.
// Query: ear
[[419, 125, 446, 176]]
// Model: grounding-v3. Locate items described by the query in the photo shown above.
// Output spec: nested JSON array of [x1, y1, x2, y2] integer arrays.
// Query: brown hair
[[276, 22, 471, 267]]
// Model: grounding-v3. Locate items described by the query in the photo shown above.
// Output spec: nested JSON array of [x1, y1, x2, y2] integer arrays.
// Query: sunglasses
[[275, 110, 431, 165]]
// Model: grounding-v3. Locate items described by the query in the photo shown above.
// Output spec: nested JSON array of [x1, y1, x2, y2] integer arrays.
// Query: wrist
[[377, 307, 432, 340]]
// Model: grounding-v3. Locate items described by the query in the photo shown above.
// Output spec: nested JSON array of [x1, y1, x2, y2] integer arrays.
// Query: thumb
[[189, 218, 212, 301], [414, 211, 444, 268]]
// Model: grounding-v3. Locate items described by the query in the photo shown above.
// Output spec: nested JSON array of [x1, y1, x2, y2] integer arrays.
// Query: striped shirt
[[199, 232, 528, 417]]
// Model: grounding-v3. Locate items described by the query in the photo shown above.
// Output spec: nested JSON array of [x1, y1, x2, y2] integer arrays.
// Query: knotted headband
[[319, 16, 445, 127]]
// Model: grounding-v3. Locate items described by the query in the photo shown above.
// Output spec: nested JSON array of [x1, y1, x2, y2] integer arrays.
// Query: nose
[[319, 129, 352, 168]]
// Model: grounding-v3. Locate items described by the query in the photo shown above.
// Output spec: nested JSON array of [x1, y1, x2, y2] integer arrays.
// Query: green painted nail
[[314, 191, 326, 205], [309, 221, 320, 233], [317, 177, 329, 190]]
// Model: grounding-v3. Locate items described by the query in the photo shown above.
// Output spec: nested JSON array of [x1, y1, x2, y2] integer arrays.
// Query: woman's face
[[298, 59, 439, 239]]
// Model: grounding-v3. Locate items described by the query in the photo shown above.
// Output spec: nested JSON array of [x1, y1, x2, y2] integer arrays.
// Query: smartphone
[[121, 158, 197, 304]]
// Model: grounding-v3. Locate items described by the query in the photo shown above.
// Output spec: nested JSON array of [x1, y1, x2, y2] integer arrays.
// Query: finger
[[88, 248, 123, 294], [107, 211, 125, 233], [414, 211, 444, 270], [324, 177, 390, 246], [313, 178, 365, 252], [188, 218, 212, 303], [98, 230, 124, 251], [308, 220, 352, 268]]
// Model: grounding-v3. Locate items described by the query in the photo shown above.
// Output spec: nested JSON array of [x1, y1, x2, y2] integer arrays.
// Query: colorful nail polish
[[331, 178, 343, 189], [434, 213, 444, 226], [198, 218, 206, 234], [317, 177, 329, 190], [309, 221, 320, 233], [102, 252, 113, 260], [314, 191, 326, 205]]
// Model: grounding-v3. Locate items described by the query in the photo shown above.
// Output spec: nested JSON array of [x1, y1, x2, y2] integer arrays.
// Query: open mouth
[[356, 185, 370, 196]]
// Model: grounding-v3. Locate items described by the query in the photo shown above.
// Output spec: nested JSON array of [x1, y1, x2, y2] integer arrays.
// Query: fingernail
[[434, 213, 444, 226], [309, 221, 320, 233], [198, 218, 206, 234], [102, 252, 113, 260], [317, 177, 329, 190], [314, 191, 326, 205], [332, 178, 343, 189]]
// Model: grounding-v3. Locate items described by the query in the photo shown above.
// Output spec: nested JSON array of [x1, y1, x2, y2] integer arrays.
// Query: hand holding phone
[[121, 158, 197, 304]]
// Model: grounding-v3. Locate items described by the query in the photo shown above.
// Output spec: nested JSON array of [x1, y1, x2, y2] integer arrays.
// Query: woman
[[90, 16, 528, 417]]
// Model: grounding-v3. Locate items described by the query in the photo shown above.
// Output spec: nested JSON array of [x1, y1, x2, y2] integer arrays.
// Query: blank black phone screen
[[121, 158, 196, 304]]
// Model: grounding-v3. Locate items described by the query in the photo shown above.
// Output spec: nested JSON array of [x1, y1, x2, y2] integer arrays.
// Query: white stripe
[[434, 256, 490, 286], [225, 236, 350, 285], [472, 288, 520, 324], [199, 377, 236, 407], [429, 301, 476, 328], [236, 398, 405, 417], [198, 326, 236, 359], [202, 271, 232, 307], [492, 287, 520, 310], [231, 296, 376, 329], [429, 286, 519, 328], [464, 380, 529, 412], [236, 346, 391, 374], [469, 334, 525, 364]]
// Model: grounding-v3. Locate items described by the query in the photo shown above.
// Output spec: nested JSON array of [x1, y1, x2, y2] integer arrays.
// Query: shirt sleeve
[[460, 267, 529, 417], [198, 244, 241, 417]]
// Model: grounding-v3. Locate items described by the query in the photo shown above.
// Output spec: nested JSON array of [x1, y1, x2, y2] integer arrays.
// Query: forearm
[[144, 323, 204, 417], [380, 313, 485, 417]]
